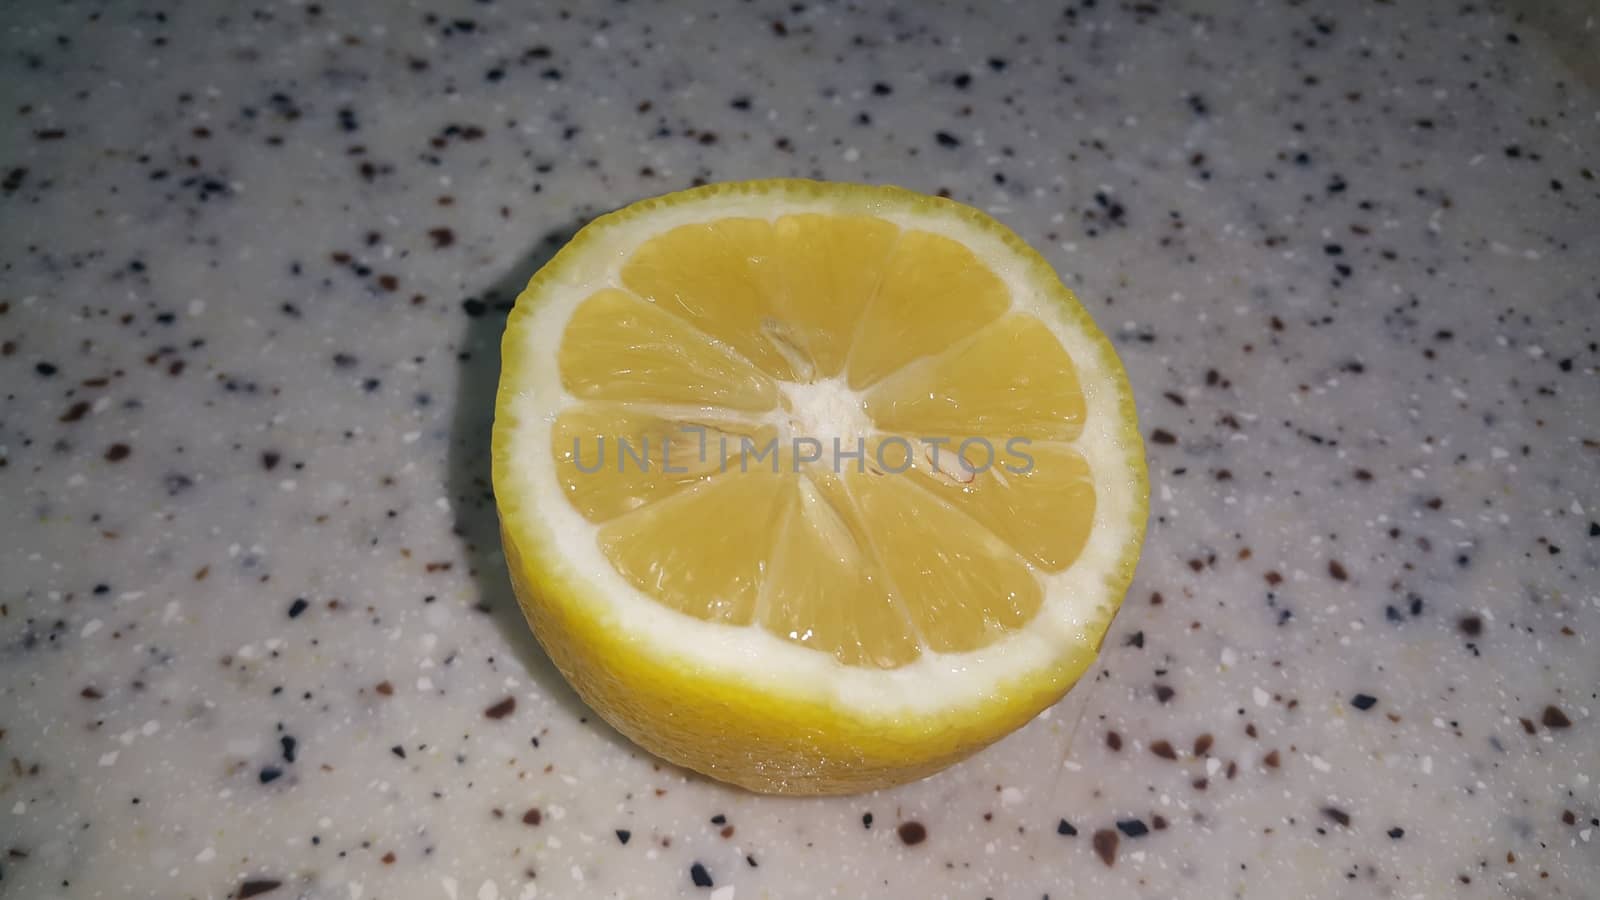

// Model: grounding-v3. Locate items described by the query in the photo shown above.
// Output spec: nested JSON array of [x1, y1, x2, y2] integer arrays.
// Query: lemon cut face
[[493, 180, 1147, 794]]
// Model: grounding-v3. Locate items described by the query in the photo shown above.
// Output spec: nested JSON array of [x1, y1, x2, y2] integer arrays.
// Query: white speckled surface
[[2, 1, 1598, 898]]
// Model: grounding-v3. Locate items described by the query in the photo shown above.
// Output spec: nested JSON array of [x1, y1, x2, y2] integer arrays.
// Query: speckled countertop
[[3, 1, 1598, 898]]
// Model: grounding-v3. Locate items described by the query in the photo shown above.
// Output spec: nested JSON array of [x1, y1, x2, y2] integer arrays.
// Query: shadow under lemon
[[445, 215, 653, 765]]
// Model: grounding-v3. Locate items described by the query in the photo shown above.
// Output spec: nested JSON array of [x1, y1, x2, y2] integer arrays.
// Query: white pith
[[498, 188, 1143, 717], [778, 376, 872, 461]]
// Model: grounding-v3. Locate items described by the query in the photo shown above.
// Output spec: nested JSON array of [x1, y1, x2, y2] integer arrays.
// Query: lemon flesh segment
[[841, 468, 1043, 654], [494, 180, 1148, 794], [551, 404, 777, 523], [761, 475, 919, 668], [845, 229, 1011, 390], [622, 214, 902, 384], [767, 214, 901, 380], [866, 435, 1097, 574], [558, 288, 779, 411], [864, 312, 1087, 442], [621, 219, 800, 381], [597, 470, 795, 625]]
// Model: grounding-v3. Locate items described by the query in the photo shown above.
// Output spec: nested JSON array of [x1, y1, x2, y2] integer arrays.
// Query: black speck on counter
[[236, 880, 282, 899], [689, 861, 713, 887]]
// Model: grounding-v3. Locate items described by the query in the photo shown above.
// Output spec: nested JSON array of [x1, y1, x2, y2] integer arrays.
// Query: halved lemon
[[493, 180, 1147, 794]]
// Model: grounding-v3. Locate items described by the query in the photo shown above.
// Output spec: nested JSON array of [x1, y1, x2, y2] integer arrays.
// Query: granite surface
[[3, 1, 1598, 898]]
